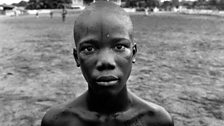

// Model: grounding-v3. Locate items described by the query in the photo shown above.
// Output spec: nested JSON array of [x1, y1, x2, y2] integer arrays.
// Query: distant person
[[145, 7, 149, 16], [41, 1, 174, 126], [50, 11, 53, 19], [62, 8, 67, 22], [36, 11, 39, 18], [14, 11, 17, 17]]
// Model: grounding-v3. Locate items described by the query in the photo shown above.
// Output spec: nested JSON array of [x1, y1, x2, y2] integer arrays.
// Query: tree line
[[12, 0, 224, 10], [12, 0, 72, 9], [123, 0, 224, 10]]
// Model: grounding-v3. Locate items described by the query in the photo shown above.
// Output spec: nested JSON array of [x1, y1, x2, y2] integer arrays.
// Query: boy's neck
[[87, 86, 131, 115]]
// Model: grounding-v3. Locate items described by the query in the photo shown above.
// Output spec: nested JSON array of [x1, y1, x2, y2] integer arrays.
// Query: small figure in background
[[35, 11, 39, 18], [50, 11, 53, 19], [145, 7, 149, 16], [62, 7, 67, 22], [14, 10, 17, 17]]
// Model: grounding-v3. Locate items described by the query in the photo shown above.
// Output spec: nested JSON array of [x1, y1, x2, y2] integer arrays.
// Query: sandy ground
[[0, 13, 224, 126]]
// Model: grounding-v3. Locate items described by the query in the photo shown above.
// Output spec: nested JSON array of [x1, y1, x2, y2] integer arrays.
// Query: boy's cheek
[[117, 50, 133, 62], [78, 53, 94, 62], [115, 56, 133, 70], [79, 56, 97, 69]]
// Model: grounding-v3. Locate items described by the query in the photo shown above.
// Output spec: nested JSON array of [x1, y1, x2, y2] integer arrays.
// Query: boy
[[41, 1, 174, 126]]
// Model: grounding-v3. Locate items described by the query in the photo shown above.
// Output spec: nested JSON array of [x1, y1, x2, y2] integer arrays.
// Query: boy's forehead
[[74, 1, 133, 44], [79, 11, 130, 32]]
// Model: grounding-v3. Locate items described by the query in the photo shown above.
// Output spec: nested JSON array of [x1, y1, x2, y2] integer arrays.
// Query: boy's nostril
[[97, 62, 115, 71], [96, 56, 116, 71]]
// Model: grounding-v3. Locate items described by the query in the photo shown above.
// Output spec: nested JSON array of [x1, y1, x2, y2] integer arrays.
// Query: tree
[[123, 0, 160, 8], [197, 0, 207, 5], [209, 0, 218, 5], [26, 0, 39, 9], [217, 0, 224, 10], [161, 1, 172, 10], [45, 0, 72, 9], [12, 1, 28, 7], [172, 0, 179, 7], [26, 0, 72, 9], [125, 0, 138, 8], [84, 0, 94, 5], [145, 0, 159, 8]]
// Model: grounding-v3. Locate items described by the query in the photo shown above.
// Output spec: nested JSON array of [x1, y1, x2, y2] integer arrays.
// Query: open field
[[0, 13, 224, 126]]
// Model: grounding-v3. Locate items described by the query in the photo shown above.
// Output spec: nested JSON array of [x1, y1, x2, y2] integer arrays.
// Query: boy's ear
[[73, 48, 80, 67], [132, 43, 137, 63]]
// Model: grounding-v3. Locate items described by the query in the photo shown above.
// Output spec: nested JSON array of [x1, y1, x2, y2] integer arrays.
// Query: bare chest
[[55, 115, 145, 126], [93, 117, 145, 126]]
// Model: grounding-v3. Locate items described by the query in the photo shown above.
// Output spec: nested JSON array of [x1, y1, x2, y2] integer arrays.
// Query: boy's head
[[73, 1, 137, 95]]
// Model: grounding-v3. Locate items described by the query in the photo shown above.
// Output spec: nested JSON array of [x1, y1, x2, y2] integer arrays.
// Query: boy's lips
[[96, 76, 119, 86]]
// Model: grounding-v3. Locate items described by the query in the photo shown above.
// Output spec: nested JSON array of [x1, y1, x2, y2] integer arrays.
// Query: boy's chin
[[91, 85, 124, 96]]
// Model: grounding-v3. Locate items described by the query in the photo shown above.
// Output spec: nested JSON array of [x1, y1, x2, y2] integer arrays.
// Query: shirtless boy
[[41, 1, 174, 126]]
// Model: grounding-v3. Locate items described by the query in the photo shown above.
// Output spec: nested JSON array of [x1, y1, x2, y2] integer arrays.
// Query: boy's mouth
[[96, 76, 119, 86]]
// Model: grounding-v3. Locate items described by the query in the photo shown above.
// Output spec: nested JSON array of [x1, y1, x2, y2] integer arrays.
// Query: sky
[[0, 0, 28, 5]]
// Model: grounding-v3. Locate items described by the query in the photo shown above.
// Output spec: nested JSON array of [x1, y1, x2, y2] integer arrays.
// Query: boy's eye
[[115, 44, 126, 50], [80, 46, 96, 54], [85, 46, 95, 52]]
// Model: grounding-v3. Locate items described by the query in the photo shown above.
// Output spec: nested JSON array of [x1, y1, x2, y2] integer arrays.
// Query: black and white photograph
[[0, 0, 224, 126]]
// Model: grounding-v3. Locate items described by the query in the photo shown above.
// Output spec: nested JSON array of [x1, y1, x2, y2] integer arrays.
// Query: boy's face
[[74, 12, 136, 95]]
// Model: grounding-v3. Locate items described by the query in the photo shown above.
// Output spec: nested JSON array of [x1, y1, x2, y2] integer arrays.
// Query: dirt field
[[0, 13, 224, 126]]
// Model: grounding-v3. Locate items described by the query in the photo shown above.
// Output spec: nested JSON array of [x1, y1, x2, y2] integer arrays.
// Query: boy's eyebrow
[[79, 39, 98, 46], [110, 38, 132, 45], [112, 38, 131, 42]]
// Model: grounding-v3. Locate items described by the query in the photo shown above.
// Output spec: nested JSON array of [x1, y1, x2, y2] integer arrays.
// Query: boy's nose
[[96, 50, 116, 71]]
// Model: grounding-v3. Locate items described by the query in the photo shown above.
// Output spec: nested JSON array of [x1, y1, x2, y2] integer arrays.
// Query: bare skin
[[41, 1, 174, 126]]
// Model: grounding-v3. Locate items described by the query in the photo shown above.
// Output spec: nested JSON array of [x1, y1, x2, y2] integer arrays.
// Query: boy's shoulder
[[41, 104, 98, 126], [139, 101, 174, 126], [41, 94, 96, 126], [41, 105, 65, 126], [118, 92, 174, 126]]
